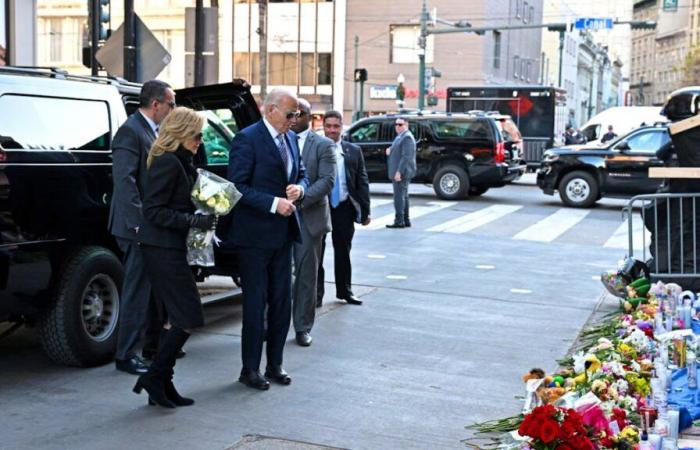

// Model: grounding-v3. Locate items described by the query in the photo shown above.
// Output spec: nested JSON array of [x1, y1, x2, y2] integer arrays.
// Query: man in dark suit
[[385, 118, 417, 228], [226, 88, 309, 390], [318, 111, 370, 306], [109, 80, 176, 374], [290, 99, 336, 347]]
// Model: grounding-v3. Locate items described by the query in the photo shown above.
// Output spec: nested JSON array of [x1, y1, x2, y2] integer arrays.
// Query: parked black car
[[345, 111, 526, 199], [0, 67, 260, 366], [536, 124, 670, 207]]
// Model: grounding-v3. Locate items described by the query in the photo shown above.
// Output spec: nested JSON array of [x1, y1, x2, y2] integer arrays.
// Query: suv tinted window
[[496, 118, 522, 142], [621, 129, 670, 154], [432, 120, 490, 139], [0, 94, 111, 150], [350, 122, 380, 142], [386, 120, 422, 141]]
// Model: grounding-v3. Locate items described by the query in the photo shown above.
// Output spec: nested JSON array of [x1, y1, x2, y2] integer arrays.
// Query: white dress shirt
[[262, 117, 302, 214], [139, 110, 159, 137], [333, 140, 349, 203], [297, 128, 310, 156]]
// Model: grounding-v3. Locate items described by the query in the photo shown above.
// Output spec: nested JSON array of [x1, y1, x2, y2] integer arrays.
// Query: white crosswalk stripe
[[427, 204, 523, 234], [361, 201, 456, 230], [513, 209, 590, 242], [604, 216, 647, 251]]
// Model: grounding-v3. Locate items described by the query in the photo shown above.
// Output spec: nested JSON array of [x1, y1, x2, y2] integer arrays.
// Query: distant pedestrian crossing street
[[361, 194, 639, 250]]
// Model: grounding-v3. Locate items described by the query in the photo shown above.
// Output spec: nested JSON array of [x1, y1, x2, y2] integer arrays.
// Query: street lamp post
[[418, 0, 429, 110]]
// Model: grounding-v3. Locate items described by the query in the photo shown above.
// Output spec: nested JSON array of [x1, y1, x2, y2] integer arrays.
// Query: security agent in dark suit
[[318, 110, 371, 306], [225, 88, 309, 390], [385, 118, 417, 228], [290, 99, 336, 347], [108, 80, 176, 375]]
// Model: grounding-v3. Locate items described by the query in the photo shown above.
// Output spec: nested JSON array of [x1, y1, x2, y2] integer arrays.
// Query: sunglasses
[[395, 122, 406, 127], [274, 105, 300, 120]]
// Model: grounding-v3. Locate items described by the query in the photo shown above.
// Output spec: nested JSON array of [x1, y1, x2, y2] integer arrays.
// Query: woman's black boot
[[144, 327, 193, 407]]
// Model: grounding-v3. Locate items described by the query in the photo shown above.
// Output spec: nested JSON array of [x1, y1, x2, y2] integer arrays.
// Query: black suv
[[537, 124, 670, 207], [345, 111, 526, 199], [0, 67, 260, 366]]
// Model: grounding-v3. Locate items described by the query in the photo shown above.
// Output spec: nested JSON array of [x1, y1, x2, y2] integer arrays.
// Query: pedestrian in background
[[133, 107, 215, 408], [385, 118, 416, 229], [601, 125, 618, 144], [109, 80, 177, 375], [225, 88, 308, 390], [290, 99, 336, 347], [319, 111, 370, 306]]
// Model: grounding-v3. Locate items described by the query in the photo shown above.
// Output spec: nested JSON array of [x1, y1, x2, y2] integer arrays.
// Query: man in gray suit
[[291, 99, 336, 347], [109, 80, 176, 374], [385, 118, 417, 229]]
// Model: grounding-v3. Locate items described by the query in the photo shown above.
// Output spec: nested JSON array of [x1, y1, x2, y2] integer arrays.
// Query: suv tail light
[[494, 142, 505, 163]]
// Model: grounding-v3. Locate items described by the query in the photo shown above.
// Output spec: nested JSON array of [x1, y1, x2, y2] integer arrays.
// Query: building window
[[317, 52, 332, 85], [390, 24, 434, 64], [521, 58, 527, 80], [233, 52, 260, 85], [513, 55, 520, 78], [269, 53, 298, 85], [529, 6, 534, 23], [523, 1, 529, 23], [526, 61, 532, 82], [515, 0, 521, 18], [493, 31, 501, 69]]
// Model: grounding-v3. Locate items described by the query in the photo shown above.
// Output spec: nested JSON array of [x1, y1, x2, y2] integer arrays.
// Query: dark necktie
[[276, 134, 290, 177]]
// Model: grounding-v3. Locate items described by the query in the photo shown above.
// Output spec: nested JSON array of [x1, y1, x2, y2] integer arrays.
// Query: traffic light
[[354, 68, 368, 83], [98, 0, 110, 40], [630, 20, 656, 30]]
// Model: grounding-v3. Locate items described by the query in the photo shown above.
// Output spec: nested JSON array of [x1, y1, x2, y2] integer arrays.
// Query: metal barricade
[[624, 192, 700, 279]]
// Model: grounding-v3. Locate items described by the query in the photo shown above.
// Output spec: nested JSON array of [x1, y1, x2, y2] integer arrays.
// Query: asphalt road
[[0, 176, 629, 450]]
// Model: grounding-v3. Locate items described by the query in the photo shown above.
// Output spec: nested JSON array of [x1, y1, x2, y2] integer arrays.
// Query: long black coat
[[140, 147, 197, 250]]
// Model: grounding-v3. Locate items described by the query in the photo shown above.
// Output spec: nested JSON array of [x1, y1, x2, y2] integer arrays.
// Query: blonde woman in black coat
[[133, 107, 214, 408]]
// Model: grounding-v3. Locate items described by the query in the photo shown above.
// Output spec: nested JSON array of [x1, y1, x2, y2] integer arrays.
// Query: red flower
[[612, 407, 627, 430], [567, 434, 595, 450], [540, 419, 559, 444], [556, 444, 574, 450]]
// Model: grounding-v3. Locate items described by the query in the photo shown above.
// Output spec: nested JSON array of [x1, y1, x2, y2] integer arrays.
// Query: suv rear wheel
[[433, 165, 470, 200], [39, 246, 123, 367], [558, 171, 599, 208]]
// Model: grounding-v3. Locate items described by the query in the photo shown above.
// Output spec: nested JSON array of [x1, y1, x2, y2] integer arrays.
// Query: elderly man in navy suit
[[226, 88, 309, 390]]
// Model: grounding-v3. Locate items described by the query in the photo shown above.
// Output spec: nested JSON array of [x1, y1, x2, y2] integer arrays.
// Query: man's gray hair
[[263, 88, 297, 108]]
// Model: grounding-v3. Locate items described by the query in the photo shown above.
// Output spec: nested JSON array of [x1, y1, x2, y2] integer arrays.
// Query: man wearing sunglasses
[[290, 99, 336, 347], [385, 119, 417, 228], [226, 88, 309, 390], [110, 79, 177, 375]]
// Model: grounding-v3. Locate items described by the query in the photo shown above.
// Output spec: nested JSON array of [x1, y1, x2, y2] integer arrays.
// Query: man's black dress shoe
[[296, 331, 312, 347], [142, 349, 186, 360], [385, 223, 405, 229], [265, 365, 292, 385], [341, 295, 363, 305], [404, 221, 411, 227], [115, 356, 148, 375], [238, 369, 270, 390]]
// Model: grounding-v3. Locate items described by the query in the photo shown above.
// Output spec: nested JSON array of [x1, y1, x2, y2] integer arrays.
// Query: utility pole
[[258, 0, 268, 98], [353, 35, 358, 120], [194, 0, 204, 86], [418, 0, 429, 110], [89, 0, 100, 76], [123, 0, 137, 82], [557, 30, 564, 87]]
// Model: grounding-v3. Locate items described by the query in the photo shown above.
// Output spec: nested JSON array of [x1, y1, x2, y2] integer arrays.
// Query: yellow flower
[[585, 355, 602, 374], [619, 426, 639, 443], [206, 197, 217, 207]]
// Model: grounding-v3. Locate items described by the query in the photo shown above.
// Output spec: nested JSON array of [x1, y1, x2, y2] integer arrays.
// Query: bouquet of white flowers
[[186, 169, 241, 266]]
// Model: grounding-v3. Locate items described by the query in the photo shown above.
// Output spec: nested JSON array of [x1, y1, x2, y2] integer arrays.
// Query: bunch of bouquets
[[186, 169, 241, 266]]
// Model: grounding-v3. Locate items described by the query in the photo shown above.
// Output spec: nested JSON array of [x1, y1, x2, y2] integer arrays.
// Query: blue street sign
[[574, 17, 614, 30]]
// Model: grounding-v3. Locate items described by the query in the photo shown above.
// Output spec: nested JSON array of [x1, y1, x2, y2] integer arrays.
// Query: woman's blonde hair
[[147, 106, 206, 168]]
